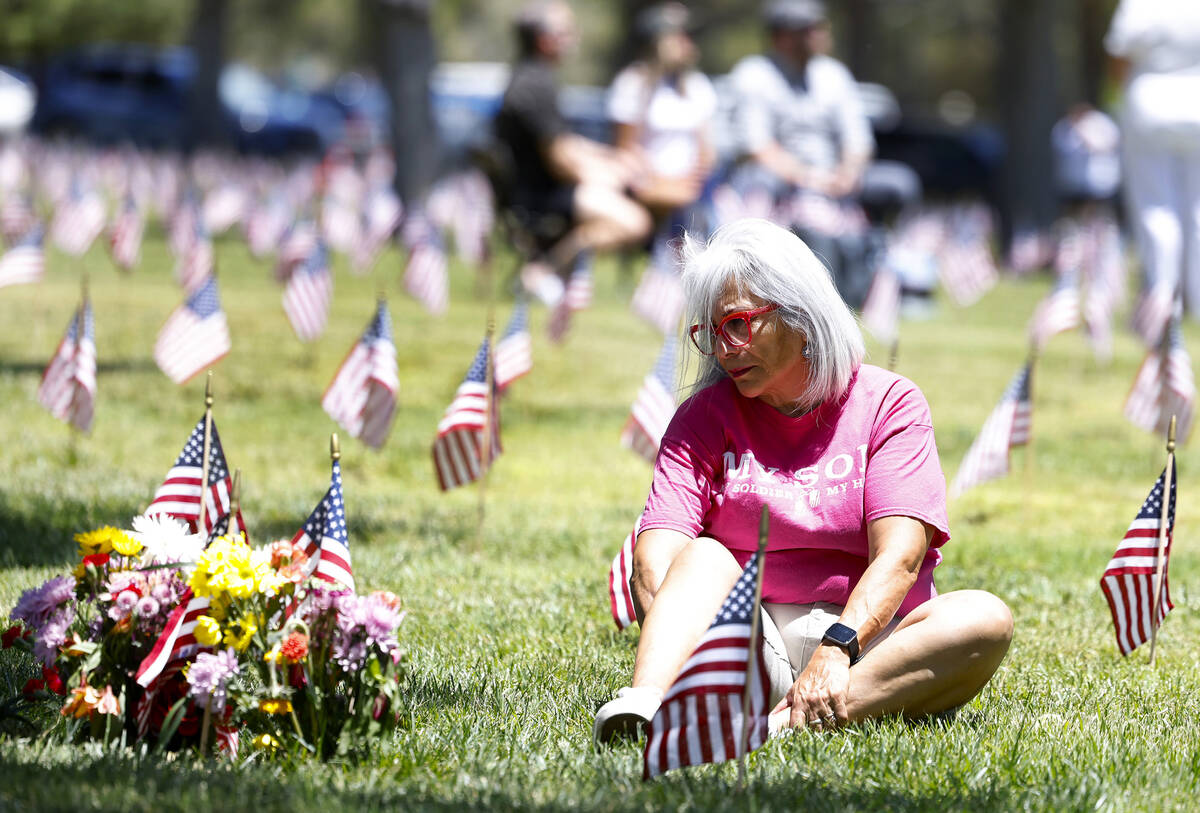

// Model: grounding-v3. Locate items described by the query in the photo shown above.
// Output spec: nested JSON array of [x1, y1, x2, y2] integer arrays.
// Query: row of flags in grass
[[136, 412, 355, 689]]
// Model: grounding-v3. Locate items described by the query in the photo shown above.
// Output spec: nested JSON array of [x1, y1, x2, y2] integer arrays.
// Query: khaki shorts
[[760, 601, 902, 706]]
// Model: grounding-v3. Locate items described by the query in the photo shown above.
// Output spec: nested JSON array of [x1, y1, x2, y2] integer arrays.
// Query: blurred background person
[[1105, 0, 1200, 319], [607, 2, 716, 229], [727, 0, 876, 308], [494, 0, 653, 305]]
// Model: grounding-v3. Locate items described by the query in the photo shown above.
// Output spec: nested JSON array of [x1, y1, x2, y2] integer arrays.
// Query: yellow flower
[[263, 648, 283, 666], [253, 733, 281, 750], [110, 531, 143, 557], [207, 596, 229, 622], [194, 615, 222, 647], [188, 565, 212, 598], [224, 614, 258, 651], [75, 527, 121, 558], [259, 698, 293, 715]]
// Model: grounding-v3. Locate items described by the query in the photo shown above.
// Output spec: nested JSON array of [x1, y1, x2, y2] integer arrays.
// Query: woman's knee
[[939, 590, 1014, 659]]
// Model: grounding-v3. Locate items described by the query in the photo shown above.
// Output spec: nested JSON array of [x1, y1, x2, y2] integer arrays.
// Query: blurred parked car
[[0, 66, 37, 135], [31, 44, 345, 155]]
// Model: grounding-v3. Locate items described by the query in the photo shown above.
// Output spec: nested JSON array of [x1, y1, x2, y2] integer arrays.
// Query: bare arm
[[629, 527, 691, 624]]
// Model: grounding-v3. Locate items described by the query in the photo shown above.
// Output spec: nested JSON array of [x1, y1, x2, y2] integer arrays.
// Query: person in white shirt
[[607, 3, 717, 223], [727, 0, 877, 307], [1106, 0, 1200, 316]]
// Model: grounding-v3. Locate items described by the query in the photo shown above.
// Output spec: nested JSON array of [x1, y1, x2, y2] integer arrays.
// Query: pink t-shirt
[[640, 364, 950, 617]]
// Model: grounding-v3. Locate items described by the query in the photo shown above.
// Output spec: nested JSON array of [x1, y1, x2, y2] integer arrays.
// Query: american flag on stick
[[861, 265, 901, 345], [938, 236, 997, 307], [0, 191, 35, 243], [154, 275, 231, 385], [108, 195, 143, 271], [621, 335, 679, 464], [283, 240, 333, 342], [1132, 283, 1175, 349], [1124, 318, 1195, 442], [494, 300, 533, 392], [1101, 458, 1176, 657], [949, 361, 1034, 498], [631, 236, 685, 335], [145, 414, 246, 538], [51, 183, 106, 257], [644, 543, 770, 779], [608, 521, 640, 631], [432, 336, 501, 491], [0, 223, 44, 290], [175, 221, 214, 294], [403, 211, 449, 316], [37, 298, 96, 432], [547, 255, 594, 343], [1028, 274, 1081, 349], [322, 300, 399, 449], [274, 218, 318, 281], [291, 447, 354, 590]]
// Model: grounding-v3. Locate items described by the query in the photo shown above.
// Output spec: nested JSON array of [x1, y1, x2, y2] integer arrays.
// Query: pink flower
[[95, 685, 121, 716]]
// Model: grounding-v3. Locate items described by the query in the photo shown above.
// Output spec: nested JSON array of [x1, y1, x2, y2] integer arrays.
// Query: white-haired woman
[[594, 219, 1012, 744]]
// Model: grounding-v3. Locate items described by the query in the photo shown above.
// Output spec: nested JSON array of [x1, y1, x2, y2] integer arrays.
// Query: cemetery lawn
[[0, 232, 1198, 812]]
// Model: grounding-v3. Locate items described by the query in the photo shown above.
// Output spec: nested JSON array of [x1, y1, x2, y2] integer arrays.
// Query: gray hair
[[679, 218, 864, 405]]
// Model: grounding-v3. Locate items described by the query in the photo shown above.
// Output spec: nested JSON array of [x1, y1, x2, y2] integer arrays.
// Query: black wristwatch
[[822, 622, 861, 665]]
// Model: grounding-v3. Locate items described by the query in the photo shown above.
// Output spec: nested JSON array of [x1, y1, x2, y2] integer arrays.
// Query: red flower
[[288, 663, 308, 690], [279, 632, 309, 662], [22, 678, 45, 699], [82, 553, 110, 569], [41, 667, 65, 695], [2, 624, 25, 649]]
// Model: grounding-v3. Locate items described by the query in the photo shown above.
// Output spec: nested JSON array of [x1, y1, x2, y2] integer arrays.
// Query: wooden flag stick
[[477, 307, 497, 549], [197, 372, 214, 534], [737, 506, 770, 789], [1148, 415, 1176, 666], [230, 468, 242, 535]]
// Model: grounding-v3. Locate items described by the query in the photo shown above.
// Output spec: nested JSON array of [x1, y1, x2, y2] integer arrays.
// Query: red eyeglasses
[[689, 304, 779, 355]]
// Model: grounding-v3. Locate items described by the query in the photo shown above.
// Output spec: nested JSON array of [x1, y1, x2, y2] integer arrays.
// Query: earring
[[802, 344, 812, 358]]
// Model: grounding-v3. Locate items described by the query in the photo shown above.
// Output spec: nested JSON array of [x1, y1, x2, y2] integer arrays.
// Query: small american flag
[[608, 522, 639, 631], [175, 221, 214, 294], [321, 195, 362, 254], [450, 170, 494, 267], [432, 336, 501, 491], [154, 275, 232, 385], [631, 237, 685, 335], [283, 241, 333, 342], [169, 191, 201, 258], [51, 183, 106, 257], [860, 265, 901, 346], [146, 414, 246, 538], [939, 236, 997, 307], [274, 218, 319, 282], [621, 335, 679, 464], [0, 223, 45, 289], [0, 191, 35, 243], [494, 300, 533, 392], [403, 212, 449, 316], [245, 194, 291, 260], [1132, 283, 1175, 349], [202, 183, 247, 236], [322, 300, 399, 449], [37, 299, 96, 432], [949, 362, 1034, 498], [135, 588, 210, 688], [1028, 273, 1081, 349], [643, 555, 770, 779], [547, 255, 594, 343], [1100, 461, 1176, 656], [108, 195, 143, 271], [291, 457, 355, 590], [1124, 319, 1195, 442], [351, 187, 403, 273]]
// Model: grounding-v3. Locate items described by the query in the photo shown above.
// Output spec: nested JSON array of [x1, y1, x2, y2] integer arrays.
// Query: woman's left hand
[[771, 644, 851, 732]]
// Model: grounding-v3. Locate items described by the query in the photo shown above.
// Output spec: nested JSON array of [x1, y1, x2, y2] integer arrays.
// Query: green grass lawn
[[1, 230, 1198, 811]]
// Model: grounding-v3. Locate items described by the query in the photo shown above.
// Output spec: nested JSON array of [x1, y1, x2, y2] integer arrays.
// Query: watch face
[[824, 622, 856, 646]]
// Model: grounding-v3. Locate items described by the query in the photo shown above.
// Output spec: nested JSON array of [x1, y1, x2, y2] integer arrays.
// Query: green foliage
[[0, 230, 1198, 809]]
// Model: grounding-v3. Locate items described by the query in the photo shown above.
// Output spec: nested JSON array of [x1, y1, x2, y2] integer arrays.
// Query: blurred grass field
[[1, 229, 1199, 811]]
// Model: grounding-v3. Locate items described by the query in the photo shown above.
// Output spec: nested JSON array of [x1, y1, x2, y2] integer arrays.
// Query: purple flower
[[109, 590, 138, 621], [151, 583, 172, 603], [186, 648, 240, 715], [362, 596, 400, 645], [11, 576, 76, 630], [34, 606, 75, 667], [135, 596, 160, 618], [333, 639, 367, 672]]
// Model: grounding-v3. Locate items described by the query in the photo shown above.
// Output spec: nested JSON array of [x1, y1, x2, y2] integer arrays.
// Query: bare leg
[[840, 590, 1013, 721], [544, 183, 652, 271], [630, 538, 743, 694]]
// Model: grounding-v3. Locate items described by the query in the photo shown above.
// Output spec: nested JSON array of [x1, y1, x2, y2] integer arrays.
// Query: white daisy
[[129, 513, 205, 567]]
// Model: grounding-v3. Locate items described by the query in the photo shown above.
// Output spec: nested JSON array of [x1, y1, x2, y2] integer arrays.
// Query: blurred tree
[[0, 0, 186, 67], [187, 0, 230, 150]]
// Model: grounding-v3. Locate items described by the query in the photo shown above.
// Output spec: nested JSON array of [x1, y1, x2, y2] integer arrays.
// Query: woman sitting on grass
[[594, 218, 1013, 744]]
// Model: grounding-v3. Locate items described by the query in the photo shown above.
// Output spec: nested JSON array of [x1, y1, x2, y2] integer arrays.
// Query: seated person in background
[[494, 0, 653, 304], [607, 2, 717, 225], [593, 219, 1013, 744], [728, 0, 876, 307]]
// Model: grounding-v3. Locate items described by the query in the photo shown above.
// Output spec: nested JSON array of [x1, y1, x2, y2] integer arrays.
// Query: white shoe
[[593, 686, 662, 746], [520, 262, 565, 307]]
